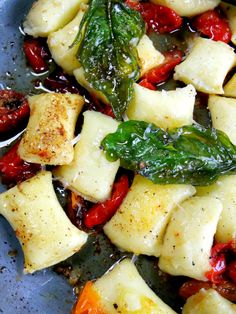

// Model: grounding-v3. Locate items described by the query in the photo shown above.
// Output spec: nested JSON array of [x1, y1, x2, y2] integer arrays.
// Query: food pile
[[1, 0, 236, 313]]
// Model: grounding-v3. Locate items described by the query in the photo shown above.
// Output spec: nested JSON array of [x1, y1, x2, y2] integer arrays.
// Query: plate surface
[[0, 1, 76, 313]]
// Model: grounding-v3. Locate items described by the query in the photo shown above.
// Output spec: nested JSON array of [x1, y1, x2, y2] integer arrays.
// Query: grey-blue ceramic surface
[[0, 1, 76, 313]]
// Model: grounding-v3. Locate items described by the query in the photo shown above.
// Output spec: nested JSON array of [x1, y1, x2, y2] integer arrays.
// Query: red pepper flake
[[84, 175, 129, 228], [0, 90, 30, 135], [125, 1, 182, 34], [0, 141, 41, 186], [192, 9, 232, 43]]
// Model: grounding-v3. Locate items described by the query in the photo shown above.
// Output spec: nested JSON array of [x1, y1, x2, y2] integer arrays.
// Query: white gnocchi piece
[[74, 67, 109, 104], [224, 74, 236, 98], [126, 84, 196, 129], [0, 171, 88, 273], [182, 289, 236, 314], [53, 111, 120, 203], [137, 35, 164, 77], [150, 0, 220, 17], [23, 0, 88, 37], [18, 93, 84, 165], [158, 196, 222, 281], [208, 95, 236, 145], [47, 8, 87, 75], [174, 38, 236, 94], [197, 175, 236, 243], [221, 3, 236, 45], [104, 175, 195, 257], [93, 259, 177, 314]]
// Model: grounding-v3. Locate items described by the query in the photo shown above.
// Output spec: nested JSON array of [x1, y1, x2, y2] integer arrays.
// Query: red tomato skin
[[125, 1, 182, 33], [0, 141, 41, 186], [139, 79, 157, 90], [84, 175, 129, 228], [193, 9, 232, 43], [228, 261, 236, 284], [0, 90, 30, 134], [143, 50, 182, 84], [23, 38, 49, 73]]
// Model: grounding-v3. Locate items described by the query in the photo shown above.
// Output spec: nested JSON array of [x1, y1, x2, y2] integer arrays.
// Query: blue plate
[[0, 1, 75, 313]]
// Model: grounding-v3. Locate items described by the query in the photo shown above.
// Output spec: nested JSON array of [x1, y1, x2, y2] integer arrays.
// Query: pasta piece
[[174, 38, 236, 94], [0, 171, 88, 273], [137, 35, 164, 77], [47, 6, 87, 75], [104, 175, 195, 257], [158, 196, 222, 281], [197, 175, 236, 243], [224, 74, 236, 98], [150, 0, 220, 17], [92, 259, 177, 313], [182, 289, 236, 314], [54, 111, 120, 202], [18, 93, 84, 165], [221, 3, 236, 45], [208, 95, 236, 145], [126, 84, 195, 129], [74, 67, 109, 104], [23, 0, 88, 37]]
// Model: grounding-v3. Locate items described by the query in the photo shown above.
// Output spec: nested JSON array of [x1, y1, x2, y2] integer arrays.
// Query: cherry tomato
[[84, 175, 129, 228], [139, 79, 157, 90], [0, 141, 41, 186], [179, 279, 236, 302], [205, 242, 232, 283], [143, 50, 182, 84], [192, 9, 232, 43], [0, 90, 30, 134], [215, 280, 236, 302], [125, 1, 182, 33], [23, 38, 49, 73], [72, 282, 105, 314], [205, 253, 226, 283], [179, 280, 212, 299], [43, 70, 81, 94], [228, 261, 236, 284]]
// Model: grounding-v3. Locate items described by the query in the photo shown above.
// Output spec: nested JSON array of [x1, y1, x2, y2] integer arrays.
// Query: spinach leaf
[[102, 120, 236, 185], [74, 0, 145, 120]]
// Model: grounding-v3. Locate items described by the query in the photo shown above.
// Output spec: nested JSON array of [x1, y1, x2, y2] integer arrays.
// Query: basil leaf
[[74, 0, 145, 120], [102, 120, 236, 185]]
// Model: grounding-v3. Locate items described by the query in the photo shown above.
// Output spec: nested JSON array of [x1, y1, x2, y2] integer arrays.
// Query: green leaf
[[101, 120, 236, 185], [74, 0, 145, 120]]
